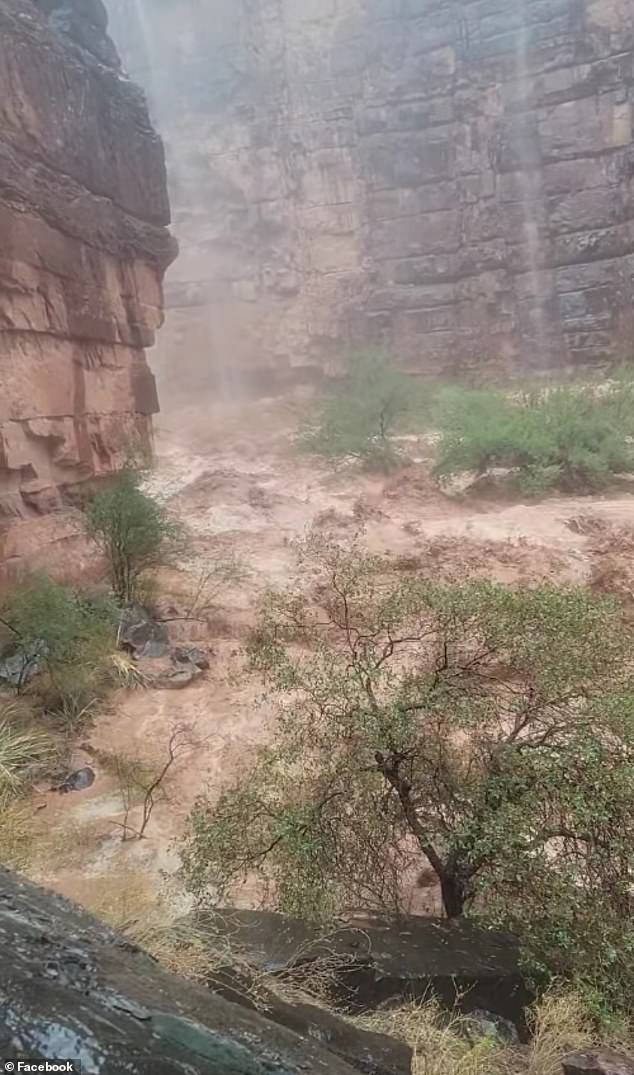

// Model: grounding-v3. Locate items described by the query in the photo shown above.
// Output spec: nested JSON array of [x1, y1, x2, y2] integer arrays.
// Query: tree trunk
[[438, 868, 468, 919]]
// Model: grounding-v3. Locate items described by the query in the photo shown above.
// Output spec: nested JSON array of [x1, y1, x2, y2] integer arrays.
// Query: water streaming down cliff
[[106, 0, 634, 407], [514, 0, 551, 367]]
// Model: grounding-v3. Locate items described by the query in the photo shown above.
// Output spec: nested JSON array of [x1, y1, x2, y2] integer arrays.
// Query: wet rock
[[562, 1050, 634, 1075], [195, 910, 531, 1034], [0, 866, 366, 1075], [0, 641, 48, 688], [152, 665, 204, 690], [53, 767, 96, 794], [463, 1008, 519, 1045], [171, 645, 211, 670], [119, 608, 170, 659], [210, 968, 412, 1075]]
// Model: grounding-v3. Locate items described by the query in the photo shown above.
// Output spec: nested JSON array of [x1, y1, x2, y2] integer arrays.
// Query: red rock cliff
[[0, 0, 176, 527], [108, 0, 634, 399]]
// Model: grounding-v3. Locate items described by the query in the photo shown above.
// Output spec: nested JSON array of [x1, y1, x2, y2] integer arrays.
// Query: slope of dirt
[[28, 399, 634, 912]]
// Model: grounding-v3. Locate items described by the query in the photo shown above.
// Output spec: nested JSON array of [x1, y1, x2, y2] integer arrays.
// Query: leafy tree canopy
[[181, 537, 634, 1006]]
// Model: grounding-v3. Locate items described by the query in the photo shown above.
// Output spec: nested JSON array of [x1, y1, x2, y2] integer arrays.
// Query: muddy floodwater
[[32, 398, 634, 913]]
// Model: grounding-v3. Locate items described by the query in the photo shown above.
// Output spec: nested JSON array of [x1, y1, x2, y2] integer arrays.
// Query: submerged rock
[[0, 867, 370, 1075], [119, 608, 170, 659], [53, 767, 96, 794]]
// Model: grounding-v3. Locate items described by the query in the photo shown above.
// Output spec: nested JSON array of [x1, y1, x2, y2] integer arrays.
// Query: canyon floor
[[26, 396, 634, 917]]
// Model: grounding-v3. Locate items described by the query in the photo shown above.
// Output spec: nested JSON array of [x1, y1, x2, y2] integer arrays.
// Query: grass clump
[[299, 350, 415, 470], [84, 467, 186, 604], [0, 701, 54, 802], [433, 379, 634, 494]]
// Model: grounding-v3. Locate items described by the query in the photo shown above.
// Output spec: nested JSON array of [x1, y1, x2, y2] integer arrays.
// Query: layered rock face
[[106, 0, 634, 401], [0, 0, 176, 525]]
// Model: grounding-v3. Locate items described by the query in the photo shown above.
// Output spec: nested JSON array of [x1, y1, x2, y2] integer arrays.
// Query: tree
[[299, 351, 415, 469], [104, 724, 198, 842], [84, 469, 185, 604], [180, 537, 634, 1002]]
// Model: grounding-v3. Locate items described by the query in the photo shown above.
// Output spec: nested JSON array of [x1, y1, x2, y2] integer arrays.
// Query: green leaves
[[84, 468, 186, 604], [180, 538, 634, 1013], [299, 350, 414, 469], [433, 380, 634, 493]]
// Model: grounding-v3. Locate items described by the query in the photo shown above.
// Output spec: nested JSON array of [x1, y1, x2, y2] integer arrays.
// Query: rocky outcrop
[[0, 866, 393, 1074], [0, 0, 176, 525], [192, 908, 532, 1034], [106, 0, 634, 401]]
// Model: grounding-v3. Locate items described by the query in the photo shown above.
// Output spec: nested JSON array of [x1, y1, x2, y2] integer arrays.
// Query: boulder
[[53, 767, 96, 794], [171, 645, 211, 670], [119, 608, 170, 659], [191, 909, 532, 1034], [0, 867, 378, 1075], [562, 1050, 634, 1075]]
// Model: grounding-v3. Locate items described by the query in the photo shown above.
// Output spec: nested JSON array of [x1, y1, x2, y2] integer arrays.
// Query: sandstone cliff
[[0, 0, 176, 530], [107, 0, 634, 400]]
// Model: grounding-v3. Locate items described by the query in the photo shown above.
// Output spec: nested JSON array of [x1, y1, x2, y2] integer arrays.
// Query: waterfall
[[514, 0, 550, 367]]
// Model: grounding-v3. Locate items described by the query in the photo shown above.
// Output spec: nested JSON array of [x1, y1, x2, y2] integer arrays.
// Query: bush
[[433, 379, 634, 493], [180, 537, 634, 1013], [84, 468, 185, 604], [299, 351, 414, 469], [0, 575, 117, 720]]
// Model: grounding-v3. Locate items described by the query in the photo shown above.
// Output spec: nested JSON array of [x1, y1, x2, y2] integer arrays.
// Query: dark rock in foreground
[[0, 868, 387, 1074], [211, 966, 411, 1075], [194, 909, 532, 1033]]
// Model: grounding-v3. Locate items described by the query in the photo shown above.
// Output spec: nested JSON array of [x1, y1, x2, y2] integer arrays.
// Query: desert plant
[[0, 576, 117, 720], [433, 379, 634, 493], [181, 536, 634, 1010], [300, 350, 415, 469], [84, 468, 185, 604]]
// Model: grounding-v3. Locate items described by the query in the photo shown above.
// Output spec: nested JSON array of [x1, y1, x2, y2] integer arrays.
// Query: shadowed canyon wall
[[106, 0, 634, 404], [0, 0, 176, 543]]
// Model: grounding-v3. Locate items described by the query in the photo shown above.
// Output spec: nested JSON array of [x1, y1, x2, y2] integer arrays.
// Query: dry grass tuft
[[526, 991, 594, 1075], [353, 1001, 505, 1075]]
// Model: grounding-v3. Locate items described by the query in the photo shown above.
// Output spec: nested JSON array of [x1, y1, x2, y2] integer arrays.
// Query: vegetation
[[0, 574, 117, 723], [84, 468, 185, 604], [0, 701, 53, 804], [181, 537, 634, 1012], [299, 350, 415, 469], [355, 991, 596, 1075], [433, 379, 634, 493]]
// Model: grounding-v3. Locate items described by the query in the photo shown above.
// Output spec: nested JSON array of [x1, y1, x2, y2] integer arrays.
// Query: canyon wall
[[107, 0, 634, 402], [0, 0, 176, 538]]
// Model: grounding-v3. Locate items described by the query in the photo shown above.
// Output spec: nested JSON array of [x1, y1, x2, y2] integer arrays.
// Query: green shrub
[[84, 468, 185, 604], [0, 575, 117, 721], [299, 351, 414, 469], [433, 379, 634, 493]]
